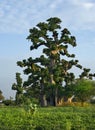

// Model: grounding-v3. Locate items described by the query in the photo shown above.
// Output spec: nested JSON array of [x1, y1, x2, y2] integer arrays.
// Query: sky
[[0, 0, 95, 99]]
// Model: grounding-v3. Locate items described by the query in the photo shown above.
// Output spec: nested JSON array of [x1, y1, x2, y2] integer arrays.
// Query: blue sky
[[0, 0, 95, 99]]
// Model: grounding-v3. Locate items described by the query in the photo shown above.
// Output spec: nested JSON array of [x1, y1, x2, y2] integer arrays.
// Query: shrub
[[24, 103, 37, 115], [3, 99, 15, 106]]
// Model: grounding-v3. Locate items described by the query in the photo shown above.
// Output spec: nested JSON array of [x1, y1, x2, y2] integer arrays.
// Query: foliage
[[16, 17, 95, 107], [3, 99, 15, 106], [0, 90, 4, 101], [0, 106, 95, 130], [64, 79, 95, 106], [24, 103, 37, 115], [12, 73, 24, 105], [74, 79, 95, 105]]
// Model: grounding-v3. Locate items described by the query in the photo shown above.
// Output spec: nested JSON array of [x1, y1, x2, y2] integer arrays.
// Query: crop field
[[0, 106, 95, 130]]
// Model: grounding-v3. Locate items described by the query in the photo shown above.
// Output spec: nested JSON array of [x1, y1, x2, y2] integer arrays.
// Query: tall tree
[[12, 72, 23, 105], [17, 17, 93, 106]]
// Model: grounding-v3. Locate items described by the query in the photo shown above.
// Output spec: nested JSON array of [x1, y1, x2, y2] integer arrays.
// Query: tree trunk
[[49, 58, 56, 106], [40, 82, 47, 107], [49, 87, 58, 106], [50, 96, 54, 106], [40, 94, 47, 107], [49, 87, 55, 106], [54, 87, 58, 106]]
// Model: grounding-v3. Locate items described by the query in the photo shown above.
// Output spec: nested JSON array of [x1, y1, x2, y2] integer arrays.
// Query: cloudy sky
[[0, 0, 95, 99]]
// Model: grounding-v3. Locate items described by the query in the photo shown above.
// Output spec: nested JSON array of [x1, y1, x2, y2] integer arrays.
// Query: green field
[[0, 106, 95, 130]]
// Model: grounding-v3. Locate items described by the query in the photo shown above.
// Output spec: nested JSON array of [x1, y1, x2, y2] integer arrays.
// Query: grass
[[0, 105, 95, 130]]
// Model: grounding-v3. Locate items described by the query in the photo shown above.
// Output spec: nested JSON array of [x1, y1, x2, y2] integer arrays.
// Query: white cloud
[[72, 0, 95, 10], [0, 0, 51, 33], [0, 0, 95, 33], [83, 2, 94, 9], [57, 0, 95, 31], [50, 0, 63, 9]]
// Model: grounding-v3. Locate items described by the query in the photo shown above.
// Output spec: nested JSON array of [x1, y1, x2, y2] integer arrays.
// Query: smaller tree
[[0, 90, 4, 101], [12, 73, 24, 105], [74, 79, 95, 106]]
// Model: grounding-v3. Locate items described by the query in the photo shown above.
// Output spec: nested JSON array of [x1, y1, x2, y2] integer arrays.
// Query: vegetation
[[74, 79, 95, 106], [64, 79, 95, 105], [0, 106, 95, 130], [12, 17, 95, 107], [0, 90, 4, 101], [1, 17, 95, 130], [12, 73, 24, 105]]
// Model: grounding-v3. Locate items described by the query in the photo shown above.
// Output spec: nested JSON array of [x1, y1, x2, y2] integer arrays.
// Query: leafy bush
[[3, 99, 15, 106], [24, 103, 37, 114]]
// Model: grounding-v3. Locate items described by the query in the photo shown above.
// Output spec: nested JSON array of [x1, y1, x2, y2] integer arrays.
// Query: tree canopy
[[14, 17, 95, 106]]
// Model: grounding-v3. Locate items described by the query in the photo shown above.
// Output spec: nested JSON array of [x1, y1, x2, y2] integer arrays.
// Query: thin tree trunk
[[50, 96, 54, 106], [54, 87, 58, 106], [49, 87, 55, 106], [40, 82, 47, 107], [40, 94, 47, 107]]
